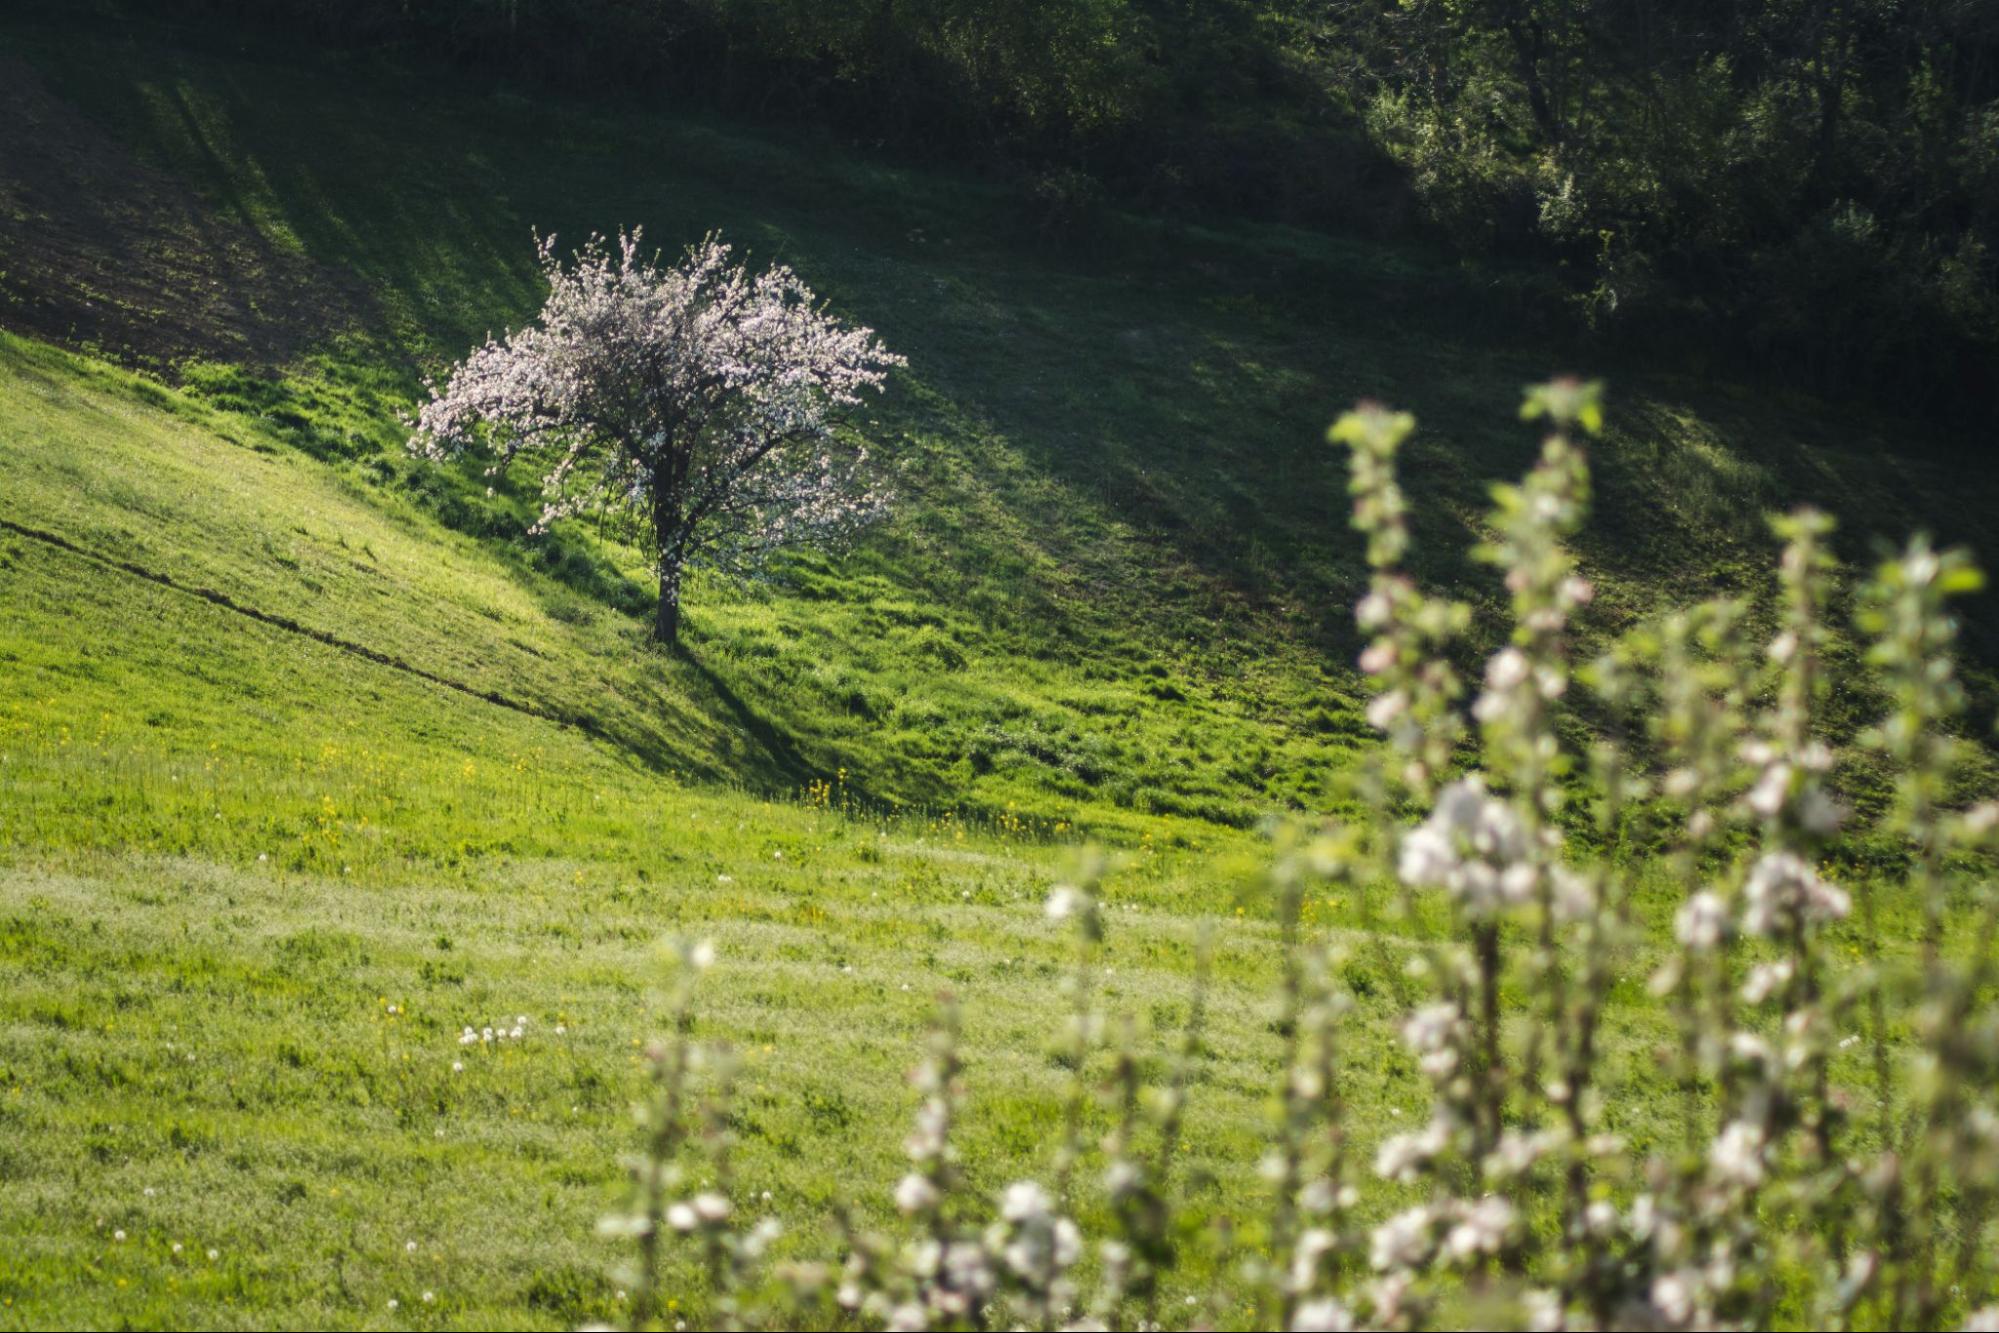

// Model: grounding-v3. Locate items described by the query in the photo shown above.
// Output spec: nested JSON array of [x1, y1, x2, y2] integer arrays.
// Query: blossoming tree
[[411, 229, 904, 646]]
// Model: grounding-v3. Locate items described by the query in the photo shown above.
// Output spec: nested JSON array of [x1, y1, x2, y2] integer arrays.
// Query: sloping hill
[[5, 3, 1995, 843], [0, 333, 1314, 1330]]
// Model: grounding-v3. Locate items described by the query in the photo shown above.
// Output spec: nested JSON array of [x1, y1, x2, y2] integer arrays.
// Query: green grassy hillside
[[0, 337, 1298, 1328], [6, 5, 1995, 836], [0, 343, 1960, 1327], [2, 5, 1996, 1328]]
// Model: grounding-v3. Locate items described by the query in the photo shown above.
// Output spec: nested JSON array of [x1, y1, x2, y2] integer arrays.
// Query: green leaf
[[1939, 565, 1986, 595]]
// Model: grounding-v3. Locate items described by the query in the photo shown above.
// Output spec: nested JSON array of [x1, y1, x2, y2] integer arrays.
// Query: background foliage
[[116, 0, 1999, 420]]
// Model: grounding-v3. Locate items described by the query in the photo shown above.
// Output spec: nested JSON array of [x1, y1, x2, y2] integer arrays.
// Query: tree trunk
[[652, 475, 685, 648], [1496, 0, 1563, 150], [655, 563, 681, 647], [1807, 0, 1849, 200]]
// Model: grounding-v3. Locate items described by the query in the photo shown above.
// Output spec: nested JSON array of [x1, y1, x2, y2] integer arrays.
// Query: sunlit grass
[[0, 6, 1995, 1327]]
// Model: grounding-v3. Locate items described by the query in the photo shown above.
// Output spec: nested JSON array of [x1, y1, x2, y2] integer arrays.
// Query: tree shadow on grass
[[0, 54, 380, 374], [673, 640, 820, 794]]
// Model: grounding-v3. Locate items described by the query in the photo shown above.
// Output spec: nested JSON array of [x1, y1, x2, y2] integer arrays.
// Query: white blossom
[[1291, 1296, 1354, 1331], [1741, 960, 1794, 1005], [895, 1172, 940, 1215], [1000, 1180, 1054, 1224], [1375, 1116, 1451, 1182], [1746, 761, 1792, 819], [987, 1180, 1081, 1295], [1651, 1270, 1698, 1324], [1369, 1205, 1436, 1271], [1401, 1003, 1466, 1082], [1365, 688, 1409, 731], [1708, 1120, 1767, 1188], [1742, 851, 1849, 937], [1549, 865, 1595, 922], [1674, 892, 1729, 952], [1396, 776, 1535, 916], [1523, 1288, 1566, 1332], [1441, 1196, 1515, 1264], [1483, 1126, 1563, 1181]]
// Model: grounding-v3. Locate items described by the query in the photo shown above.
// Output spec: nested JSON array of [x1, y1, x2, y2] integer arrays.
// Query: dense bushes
[[1333, 1, 1999, 416], [87, 0, 1999, 417]]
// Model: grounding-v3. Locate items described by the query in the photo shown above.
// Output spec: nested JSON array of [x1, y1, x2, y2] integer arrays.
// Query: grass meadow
[[2, 4, 1996, 1328]]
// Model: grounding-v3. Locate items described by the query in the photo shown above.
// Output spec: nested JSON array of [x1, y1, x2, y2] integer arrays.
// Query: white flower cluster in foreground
[[1395, 776, 1536, 917], [587, 383, 1999, 1332], [1739, 848, 1850, 937]]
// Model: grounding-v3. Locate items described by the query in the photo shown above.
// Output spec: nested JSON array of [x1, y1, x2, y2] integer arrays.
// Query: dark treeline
[[135, 0, 1999, 421]]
